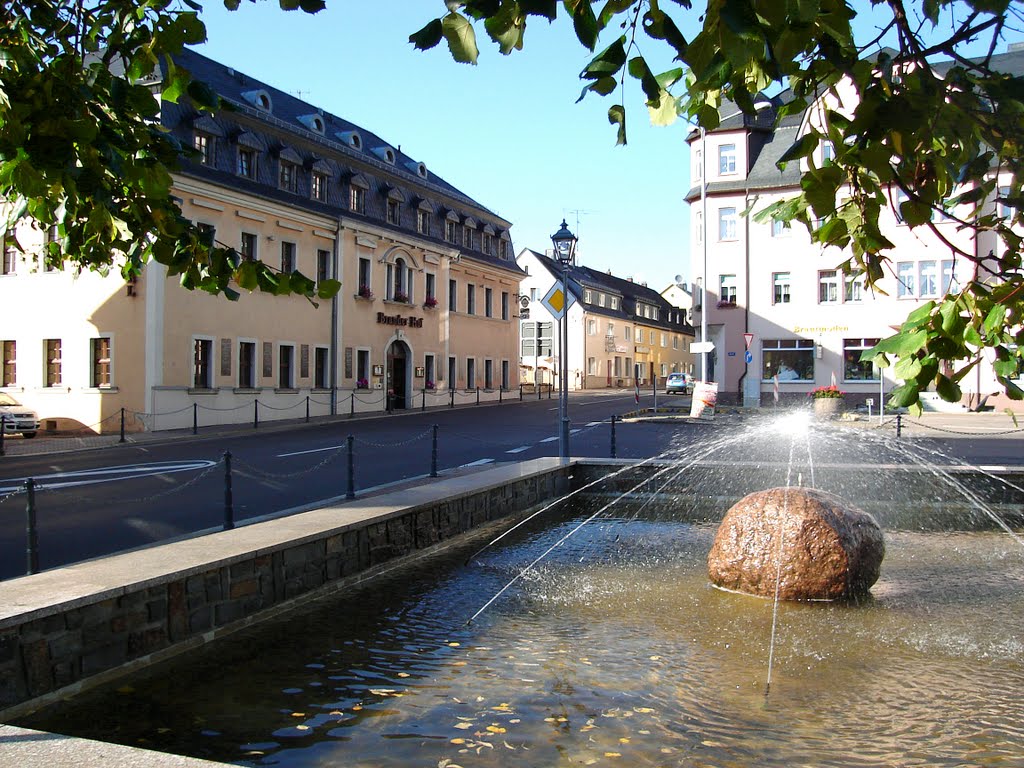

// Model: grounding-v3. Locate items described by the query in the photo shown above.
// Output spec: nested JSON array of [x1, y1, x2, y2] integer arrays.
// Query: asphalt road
[[0, 392, 1021, 581]]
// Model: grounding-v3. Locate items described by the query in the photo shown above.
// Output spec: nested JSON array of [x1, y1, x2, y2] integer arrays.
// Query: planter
[[813, 397, 844, 419]]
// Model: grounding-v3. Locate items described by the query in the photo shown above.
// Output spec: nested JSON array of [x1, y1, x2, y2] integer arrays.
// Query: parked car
[[0, 393, 40, 438], [665, 372, 692, 395]]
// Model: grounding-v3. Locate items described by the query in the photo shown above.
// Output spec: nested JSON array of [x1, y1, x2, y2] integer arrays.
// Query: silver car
[[0, 392, 40, 438], [665, 372, 692, 395]]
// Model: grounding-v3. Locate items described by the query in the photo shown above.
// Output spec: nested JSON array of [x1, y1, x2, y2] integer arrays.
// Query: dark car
[[665, 372, 692, 395]]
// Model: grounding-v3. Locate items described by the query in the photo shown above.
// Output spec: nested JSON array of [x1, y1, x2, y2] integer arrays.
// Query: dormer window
[[279, 160, 297, 192], [719, 143, 737, 175], [416, 200, 433, 236], [372, 146, 397, 165], [463, 225, 474, 250], [349, 174, 369, 214], [336, 130, 362, 150], [444, 210, 460, 244], [405, 160, 428, 178], [387, 199, 400, 225], [299, 114, 326, 134], [193, 133, 214, 165], [238, 148, 256, 179], [242, 89, 273, 112]]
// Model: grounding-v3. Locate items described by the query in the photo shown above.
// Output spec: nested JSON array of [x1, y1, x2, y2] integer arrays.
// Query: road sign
[[743, 333, 754, 350], [540, 281, 576, 320], [690, 341, 715, 353], [744, 350, 753, 364]]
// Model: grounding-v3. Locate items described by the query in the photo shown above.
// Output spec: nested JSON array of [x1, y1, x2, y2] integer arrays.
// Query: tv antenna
[[563, 209, 597, 258]]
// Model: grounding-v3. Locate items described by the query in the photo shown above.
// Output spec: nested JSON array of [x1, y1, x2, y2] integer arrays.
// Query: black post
[[430, 424, 439, 478], [346, 434, 355, 499], [1, 415, 6, 456], [350, 392, 355, 418], [25, 478, 38, 575], [192, 403, 198, 435], [422, 388, 426, 412], [519, 383, 523, 401], [896, 412, 903, 438], [305, 396, 310, 423], [476, 388, 480, 406], [120, 408, 126, 443], [254, 400, 259, 429], [499, 387, 503, 403], [223, 451, 234, 530], [386, 390, 393, 414], [450, 389, 455, 409], [610, 414, 617, 458], [548, 383, 553, 399]]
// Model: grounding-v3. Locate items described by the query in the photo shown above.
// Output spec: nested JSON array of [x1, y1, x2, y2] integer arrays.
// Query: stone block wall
[[0, 462, 568, 719]]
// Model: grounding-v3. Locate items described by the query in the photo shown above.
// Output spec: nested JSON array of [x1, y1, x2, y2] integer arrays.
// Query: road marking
[[278, 445, 343, 457], [539, 436, 559, 443], [0, 460, 218, 494], [460, 458, 495, 467], [570, 429, 582, 434], [506, 446, 531, 454], [586, 421, 604, 427], [979, 465, 1009, 471]]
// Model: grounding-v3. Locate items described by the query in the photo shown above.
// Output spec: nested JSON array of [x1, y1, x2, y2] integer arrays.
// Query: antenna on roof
[[291, 89, 309, 100], [564, 209, 597, 260]]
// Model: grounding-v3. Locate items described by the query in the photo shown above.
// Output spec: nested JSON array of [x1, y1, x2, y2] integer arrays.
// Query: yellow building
[[0, 49, 522, 432]]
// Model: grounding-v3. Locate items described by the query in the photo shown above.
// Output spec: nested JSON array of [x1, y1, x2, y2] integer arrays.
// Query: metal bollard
[[350, 392, 355, 419], [193, 403, 198, 436], [254, 400, 259, 429], [450, 389, 455, 409], [422, 388, 427, 412], [499, 387, 503, 403], [519, 384, 523, 401], [306, 396, 310, 423], [25, 478, 38, 575], [0, 415, 6, 456], [223, 451, 234, 530], [476, 388, 480, 406], [120, 407, 126, 443], [896, 412, 903, 438], [431, 424, 439, 478], [610, 414, 617, 458], [346, 435, 356, 499]]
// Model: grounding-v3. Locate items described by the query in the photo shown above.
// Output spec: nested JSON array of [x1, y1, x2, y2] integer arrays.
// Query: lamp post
[[551, 219, 578, 460], [699, 125, 709, 382]]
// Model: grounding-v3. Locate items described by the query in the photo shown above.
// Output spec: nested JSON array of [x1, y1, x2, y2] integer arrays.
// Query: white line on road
[[0, 460, 218, 494], [278, 445, 343, 457], [460, 458, 495, 467], [979, 465, 1009, 471], [539, 436, 559, 443], [586, 421, 605, 427], [506, 446, 531, 454]]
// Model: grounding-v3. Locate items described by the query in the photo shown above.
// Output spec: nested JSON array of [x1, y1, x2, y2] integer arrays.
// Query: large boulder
[[707, 487, 884, 601]]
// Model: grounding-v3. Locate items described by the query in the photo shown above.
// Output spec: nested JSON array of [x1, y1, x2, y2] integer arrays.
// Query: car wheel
[[21, 431, 37, 439]]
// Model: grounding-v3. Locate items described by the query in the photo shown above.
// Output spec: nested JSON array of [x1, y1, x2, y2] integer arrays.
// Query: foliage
[[809, 385, 845, 399], [413, 1, 1024, 410], [0, 0, 337, 303]]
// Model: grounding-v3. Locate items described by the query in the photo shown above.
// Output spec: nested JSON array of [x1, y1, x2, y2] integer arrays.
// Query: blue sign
[[727, 351, 736, 357], [745, 350, 753, 364]]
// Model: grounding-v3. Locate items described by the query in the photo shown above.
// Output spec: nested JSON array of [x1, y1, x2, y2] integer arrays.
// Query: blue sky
[[194, 2, 1023, 293]]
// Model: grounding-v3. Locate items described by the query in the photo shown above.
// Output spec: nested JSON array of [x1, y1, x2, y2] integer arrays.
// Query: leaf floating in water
[[633, 707, 655, 714], [397, 672, 410, 678], [352, 705, 363, 711], [450, 738, 466, 745], [619, 737, 630, 744], [448, 642, 461, 647], [503, 741, 516, 750], [649, 656, 662, 661], [604, 752, 622, 758], [296, 725, 309, 731], [291, 713, 305, 718], [453, 722, 473, 730], [369, 688, 397, 696], [510, 718, 521, 724], [452, 661, 467, 667], [486, 725, 507, 734]]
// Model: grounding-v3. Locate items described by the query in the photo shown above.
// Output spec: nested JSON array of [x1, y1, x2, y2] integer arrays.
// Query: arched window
[[386, 256, 413, 302]]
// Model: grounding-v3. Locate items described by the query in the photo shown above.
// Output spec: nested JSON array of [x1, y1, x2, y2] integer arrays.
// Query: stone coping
[[0, 457, 567, 629]]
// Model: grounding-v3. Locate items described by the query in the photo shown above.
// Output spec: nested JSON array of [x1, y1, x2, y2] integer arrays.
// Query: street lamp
[[551, 219, 578, 460]]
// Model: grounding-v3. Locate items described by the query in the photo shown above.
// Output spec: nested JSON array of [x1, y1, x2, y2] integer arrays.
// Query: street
[[0, 391, 1021, 581]]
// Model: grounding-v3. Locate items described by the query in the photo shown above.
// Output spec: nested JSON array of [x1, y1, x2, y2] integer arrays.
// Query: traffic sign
[[744, 350, 753, 364], [690, 341, 715, 353], [743, 333, 754, 350], [540, 282, 576, 320]]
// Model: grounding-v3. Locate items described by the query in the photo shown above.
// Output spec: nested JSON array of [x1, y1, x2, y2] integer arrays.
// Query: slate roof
[[526, 250, 694, 335]]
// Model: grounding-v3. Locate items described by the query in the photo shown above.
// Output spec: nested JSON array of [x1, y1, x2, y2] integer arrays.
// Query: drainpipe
[[331, 216, 343, 416], [738, 189, 757, 407]]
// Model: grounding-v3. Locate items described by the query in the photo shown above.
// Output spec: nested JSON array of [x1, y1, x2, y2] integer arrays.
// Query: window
[[91, 337, 111, 388], [279, 161, 297, 192], [311, 172, 328, 202], [844, 338, 880, 382], [584, 289, 593, 303], [467, 358, 477, 389], [314, 347, 329, 389], [634, 327, 643, 343], [448, 356, 457, 389], [919, 260, 939, 297], [624, 326, 630, 341], [45, 339, 62, 387], [358, 257, 371, 296], [501, 360, 509, 390], [588, 319, 597, 335], [387, 258, 411, 302], [194, 133, 214, 165], [822, 141, 835, 166], [279, 345, 294, 388], [718, 207, 737, 240], [238, 148, 256, 179], [417, 209, 431, 236], [762, 339, 815, 381], [598, 294, 606, 308], [445, 220, 457, 243], [530, 287, 538, 302], [239, 341, 256, 388], [426, 273, 437, 304], [2, 340, 15, 386], [773, 272, 791, 304], [588, 357, 597, 375], [673, 336, 679, 350], [483, 232, 493, 254], [649, 330, 656, 345], [501, 291, 509, 320], [485, 359, 494, 389], [485, 287, 493, 318], [424, 354, 436, 388], [387, 199, 400, 225], [280, 242, 296, 273], [357, 349, 370, 384], [2, 230, 16, 275], [467, 284, 476, 315], [610, 297, 619, 310], [607, 322, 615, 337], [449, 279, 457, 311], [499, 240, 509, 260], [695, 148, 703, 181], [463, 226, 474, 250], [350, 185, 365, 214], [897, 261, 915, 298], [317, 249, 331, 284], [895, 188, 909, 224], [240, 232, 257, 262], [720, 274, 737, 305], [844, 272, 865, 302], [718, 143, 737, 175], [771, 219, 791, 237], [193, 338, 212, 388], [661, 333, 667, 348], [941, 259, 959, 294], [695, 211, 703, 242], [43, 225, 59, 272], [818, 270, 840, 303]]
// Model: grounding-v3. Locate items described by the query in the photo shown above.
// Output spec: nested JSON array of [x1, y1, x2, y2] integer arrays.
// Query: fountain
[[12, 413, 1024, 767]]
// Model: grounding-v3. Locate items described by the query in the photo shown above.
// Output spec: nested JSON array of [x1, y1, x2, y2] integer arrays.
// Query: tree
[[412, 1, 1024, 408], [0, 0, 337, 302]]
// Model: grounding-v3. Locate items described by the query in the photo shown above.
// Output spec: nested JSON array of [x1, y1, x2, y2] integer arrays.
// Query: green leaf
[[869, 328, 929, 357], [983, 304, 1008, 335], [887, 382, 920, 408], [317, 278, 342, 300], [608, 104, 627, 145], [409, 19, 445, 52], [777, 134, 819, 167], [647, 88, 679, 126], [935, 374, 961, 403], [442, 12, 480, 64], [568, 0, 600, 50]]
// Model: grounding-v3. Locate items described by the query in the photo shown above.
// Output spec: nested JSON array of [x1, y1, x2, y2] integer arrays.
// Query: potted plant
[[425, 380, 435, 390], [809, 384, 845, 418], [716, 299, 737, 308], [392, 290, 409, 303], [356, 378, 369, 389], [423, 295, 438, 309], [357, 285, 374, 300]]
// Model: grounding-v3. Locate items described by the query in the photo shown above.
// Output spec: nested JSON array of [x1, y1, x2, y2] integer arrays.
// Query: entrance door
[[387, 341, 409, 410]]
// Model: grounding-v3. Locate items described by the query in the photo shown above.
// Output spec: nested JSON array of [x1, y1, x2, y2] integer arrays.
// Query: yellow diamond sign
[[541, 281, 575, 320]]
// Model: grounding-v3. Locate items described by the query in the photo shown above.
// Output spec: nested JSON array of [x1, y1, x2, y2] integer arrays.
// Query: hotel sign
[[376, 312, 424, 328]]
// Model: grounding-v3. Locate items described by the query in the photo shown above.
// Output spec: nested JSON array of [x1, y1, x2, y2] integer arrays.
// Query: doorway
[[387, 340, 410, 410]]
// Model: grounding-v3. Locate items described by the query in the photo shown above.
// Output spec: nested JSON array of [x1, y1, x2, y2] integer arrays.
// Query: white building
[[687, 48, 1022, 410]]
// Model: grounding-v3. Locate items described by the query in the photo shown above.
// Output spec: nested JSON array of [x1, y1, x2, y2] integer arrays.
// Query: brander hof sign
[[376, 312, 424, 328]]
